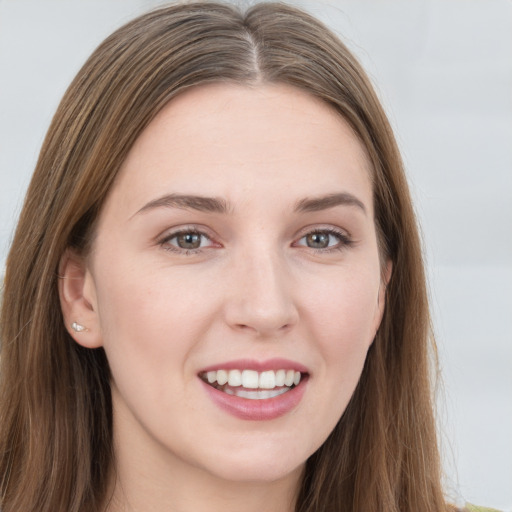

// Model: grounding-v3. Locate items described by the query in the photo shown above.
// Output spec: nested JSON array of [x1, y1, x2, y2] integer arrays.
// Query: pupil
[[178, 233, 201, 249], [307, 232, 329, 248]]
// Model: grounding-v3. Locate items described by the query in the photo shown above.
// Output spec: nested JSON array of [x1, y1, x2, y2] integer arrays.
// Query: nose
[[223, 249, 299, 337]]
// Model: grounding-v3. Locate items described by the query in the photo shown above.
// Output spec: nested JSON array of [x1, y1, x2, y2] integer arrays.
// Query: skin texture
[[59, 83, 390, 512]]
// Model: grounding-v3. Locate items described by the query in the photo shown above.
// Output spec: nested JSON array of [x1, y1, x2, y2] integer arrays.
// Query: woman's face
[[69, 84, 388, 485]]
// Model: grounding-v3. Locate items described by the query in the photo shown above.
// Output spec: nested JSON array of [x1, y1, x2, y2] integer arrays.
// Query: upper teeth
[[204, 369, 301, 389]]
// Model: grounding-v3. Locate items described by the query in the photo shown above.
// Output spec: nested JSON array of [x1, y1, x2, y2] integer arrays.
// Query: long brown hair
[[0, 2, 449, 511]]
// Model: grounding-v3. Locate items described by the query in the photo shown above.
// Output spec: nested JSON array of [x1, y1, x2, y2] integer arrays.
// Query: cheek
[[304, 265, 380, 347], [289, 266, 380, 455], [93, 263, 218, 373], [92, 267, 212, 434], [302, 265, 380, 399]]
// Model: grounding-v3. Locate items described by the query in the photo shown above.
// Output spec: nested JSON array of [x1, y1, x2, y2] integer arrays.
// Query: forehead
[[106, 83, 373, 217]]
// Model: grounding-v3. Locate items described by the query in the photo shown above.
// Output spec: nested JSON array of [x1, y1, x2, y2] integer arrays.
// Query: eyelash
[[158, 227, 354, 255]]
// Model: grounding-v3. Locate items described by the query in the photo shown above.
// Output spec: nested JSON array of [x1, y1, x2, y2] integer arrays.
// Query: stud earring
[[71, 322, 88, 333]]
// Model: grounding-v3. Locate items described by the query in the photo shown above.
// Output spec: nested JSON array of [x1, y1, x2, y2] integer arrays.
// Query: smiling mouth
[[199, 369, 304, 400]]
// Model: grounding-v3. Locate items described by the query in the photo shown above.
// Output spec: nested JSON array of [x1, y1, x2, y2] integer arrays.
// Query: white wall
[[0, 0, 510, 509]]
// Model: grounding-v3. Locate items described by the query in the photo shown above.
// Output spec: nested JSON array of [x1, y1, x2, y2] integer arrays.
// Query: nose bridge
[[225, 243, 298, 335]]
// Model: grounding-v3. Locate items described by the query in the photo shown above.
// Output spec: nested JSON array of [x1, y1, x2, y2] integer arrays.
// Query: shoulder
[[465, 504, 503, 512]]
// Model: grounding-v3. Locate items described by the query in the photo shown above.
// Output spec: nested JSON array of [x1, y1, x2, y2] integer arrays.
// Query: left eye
[[296, 230, 345, 250], [165, 231, 212, 250]]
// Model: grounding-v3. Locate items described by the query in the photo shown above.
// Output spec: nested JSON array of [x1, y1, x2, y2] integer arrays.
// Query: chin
[[190, 437, 309, 484], [208, 457, 305, 484]]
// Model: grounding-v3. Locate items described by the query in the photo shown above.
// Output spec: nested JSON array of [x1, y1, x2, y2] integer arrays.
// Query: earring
[[71, 322, 88, 333]]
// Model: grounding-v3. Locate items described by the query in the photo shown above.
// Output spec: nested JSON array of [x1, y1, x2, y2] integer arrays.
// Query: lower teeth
[[223, 387, 291, 400]]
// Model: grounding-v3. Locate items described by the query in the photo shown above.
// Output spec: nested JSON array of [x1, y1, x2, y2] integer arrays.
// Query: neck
[[104, 457, 302, 512]]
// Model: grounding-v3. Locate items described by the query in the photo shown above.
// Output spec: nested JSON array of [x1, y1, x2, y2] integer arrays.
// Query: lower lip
[[200, 377, 308, 421]]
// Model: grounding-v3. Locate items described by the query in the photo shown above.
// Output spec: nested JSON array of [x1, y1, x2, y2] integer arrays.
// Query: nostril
[[233, 321, 293, 335]]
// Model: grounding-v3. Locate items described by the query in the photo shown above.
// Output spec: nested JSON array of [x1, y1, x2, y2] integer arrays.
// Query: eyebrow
[[294, 192, 367, 215], [134, 194, 230, 217], [133, 191, 366, 218]]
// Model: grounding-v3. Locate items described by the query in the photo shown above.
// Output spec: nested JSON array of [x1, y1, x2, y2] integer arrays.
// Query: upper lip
[[199, 358, 309, 374]]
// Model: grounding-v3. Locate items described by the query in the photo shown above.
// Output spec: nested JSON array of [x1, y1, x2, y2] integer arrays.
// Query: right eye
[[294, 227, 353, 253]]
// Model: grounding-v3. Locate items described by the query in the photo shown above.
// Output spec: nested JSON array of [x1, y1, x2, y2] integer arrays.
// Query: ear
[[58, 249, 103, 348], [373, 259, 393, 337]]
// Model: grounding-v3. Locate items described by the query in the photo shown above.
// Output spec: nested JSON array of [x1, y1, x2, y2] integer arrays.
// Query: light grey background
[[0, 0, 511, 509]]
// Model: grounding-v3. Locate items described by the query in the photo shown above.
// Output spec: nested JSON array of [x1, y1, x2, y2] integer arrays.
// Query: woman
[[0, 2, 471, 511]]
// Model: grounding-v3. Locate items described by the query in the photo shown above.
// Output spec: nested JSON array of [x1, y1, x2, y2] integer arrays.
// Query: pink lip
[[198, 358, 310, 421], [200, 376, 308, 421], [200, 358, 309, 373]]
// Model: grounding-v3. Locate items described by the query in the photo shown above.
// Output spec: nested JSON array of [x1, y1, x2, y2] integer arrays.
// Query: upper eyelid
[[297, 228, 347, 239], [158, 225, 215, 241], [294, 224, 352, 239], [295, 229, 351, 244]]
